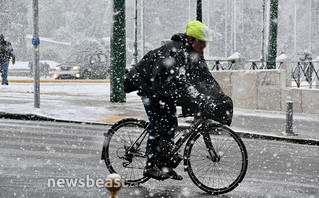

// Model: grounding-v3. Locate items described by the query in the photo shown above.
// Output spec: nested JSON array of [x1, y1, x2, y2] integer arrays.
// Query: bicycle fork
[[202, 130, 220, 162]]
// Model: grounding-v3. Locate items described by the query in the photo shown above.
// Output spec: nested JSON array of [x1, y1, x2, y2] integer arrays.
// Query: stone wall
[[281, 88, 319, 114], [212, 70, 319, 114]]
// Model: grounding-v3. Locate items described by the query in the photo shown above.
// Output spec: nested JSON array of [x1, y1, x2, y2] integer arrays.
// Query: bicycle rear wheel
[[102, 118, 150, 185], [184, 124, 248, 195]]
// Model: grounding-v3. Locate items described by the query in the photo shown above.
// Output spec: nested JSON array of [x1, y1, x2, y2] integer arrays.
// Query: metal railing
[[291, 60, 319, 88], [246, 60, 271, 70], [207, 59, 276, 71], [208, 60, 228, 70], [207, 58, 319, 89]]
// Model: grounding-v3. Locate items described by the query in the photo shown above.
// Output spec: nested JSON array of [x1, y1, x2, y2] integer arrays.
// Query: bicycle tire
[[103, 118, 150, 185], [184, 124, 248, 195]]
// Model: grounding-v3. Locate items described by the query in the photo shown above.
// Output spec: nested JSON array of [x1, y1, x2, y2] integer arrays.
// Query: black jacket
[[125, 33, 233, 125], [0, 40, 15, 62], [125, 33, 224, 99]]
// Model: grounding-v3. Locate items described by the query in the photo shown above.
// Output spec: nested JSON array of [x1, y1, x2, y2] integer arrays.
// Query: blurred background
[[1, 0, 319, 64]]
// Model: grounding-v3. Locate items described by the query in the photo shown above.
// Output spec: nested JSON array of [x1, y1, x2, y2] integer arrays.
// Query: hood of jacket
[[171, 33, 187, 42], [170, 33, 195, 53]]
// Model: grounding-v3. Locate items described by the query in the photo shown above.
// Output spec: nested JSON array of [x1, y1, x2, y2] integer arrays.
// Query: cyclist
[[124, 21, 233, 180]]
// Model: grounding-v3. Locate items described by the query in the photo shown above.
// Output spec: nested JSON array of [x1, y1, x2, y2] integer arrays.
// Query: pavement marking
[[5, 79, 110, 83], [99, 115, 142, 122]]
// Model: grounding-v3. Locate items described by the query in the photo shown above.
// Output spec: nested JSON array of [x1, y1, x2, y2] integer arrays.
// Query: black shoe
[[143, 166, 170, 180], [161, 166, 183, 180], [168, 169, 183, 180]]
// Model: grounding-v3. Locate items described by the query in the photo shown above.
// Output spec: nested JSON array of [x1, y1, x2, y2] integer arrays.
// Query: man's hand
[[177, 76, 187, 87], [12, 60, 15, 65], [195, 94, 205, 106], [187, 85, 201, 99]]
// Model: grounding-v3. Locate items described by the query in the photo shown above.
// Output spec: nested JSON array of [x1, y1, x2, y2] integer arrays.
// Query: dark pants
[[138, 91, 177, 167], [0, 61, 9, 85]]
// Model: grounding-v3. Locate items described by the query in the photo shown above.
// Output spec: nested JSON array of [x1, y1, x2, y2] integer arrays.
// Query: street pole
[[196, 0, 202, 22], [261, 0, 266, 68], [284, 101, 297, 136], [205, 0, 210, 59], [110, 0, 126, 103], [32, 0, 40, 108], [188, 0, 191, 22], [225, 0, 228, 58], [132, 0, 138, 66], [293, 0, 297, 62], [233, 0, 237, 53], [267, 0, 278, 69], [309, 0, 313, 53], [140, 0, 144, 57]]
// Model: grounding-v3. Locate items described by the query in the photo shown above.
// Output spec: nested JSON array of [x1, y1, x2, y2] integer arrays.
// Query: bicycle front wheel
[[102, 118, 150, 185], [184, 124, 248, 195]]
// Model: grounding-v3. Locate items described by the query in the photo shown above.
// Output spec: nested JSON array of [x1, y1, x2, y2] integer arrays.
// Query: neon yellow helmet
[[186, 20, 212, 42]]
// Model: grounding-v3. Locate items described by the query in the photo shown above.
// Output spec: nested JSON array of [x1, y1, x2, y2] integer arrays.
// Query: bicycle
[[101, 115, 248, 195]]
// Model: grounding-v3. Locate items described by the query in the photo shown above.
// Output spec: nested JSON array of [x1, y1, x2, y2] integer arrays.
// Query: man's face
[[191, 38, 206, 54]]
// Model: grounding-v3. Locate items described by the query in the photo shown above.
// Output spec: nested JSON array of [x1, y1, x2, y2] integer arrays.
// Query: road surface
[[0, 119, 318, 197]]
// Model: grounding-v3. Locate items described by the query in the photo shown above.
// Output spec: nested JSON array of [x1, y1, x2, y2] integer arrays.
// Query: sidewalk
[[1, 79, 319, 145]]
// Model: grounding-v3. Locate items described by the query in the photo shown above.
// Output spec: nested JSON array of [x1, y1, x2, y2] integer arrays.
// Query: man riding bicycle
[[124, 21, 233, 180]]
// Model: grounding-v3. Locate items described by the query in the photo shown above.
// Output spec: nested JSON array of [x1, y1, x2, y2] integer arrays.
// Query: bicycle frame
[[126, 117, 221, 165], [172, 117, 206, 154]]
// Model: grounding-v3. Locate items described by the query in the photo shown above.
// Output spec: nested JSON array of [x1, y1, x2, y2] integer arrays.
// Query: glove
[[176, 73, 188, 87], [186, 85, 201, 99], [195, 94, 206, 107]]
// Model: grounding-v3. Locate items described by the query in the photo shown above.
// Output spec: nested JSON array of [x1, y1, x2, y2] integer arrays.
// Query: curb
[[6, 79, 110, 83], [1, 112, 318, 146], [0, 112, 113, 126], [177, 125, 319, 146], [236, 131, 319, 146]]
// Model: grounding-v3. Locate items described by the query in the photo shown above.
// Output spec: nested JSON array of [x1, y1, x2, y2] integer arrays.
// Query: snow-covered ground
[[1, 81, 319, 141], [9, 61, 60, 70], [0, 82, 143, 123]]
